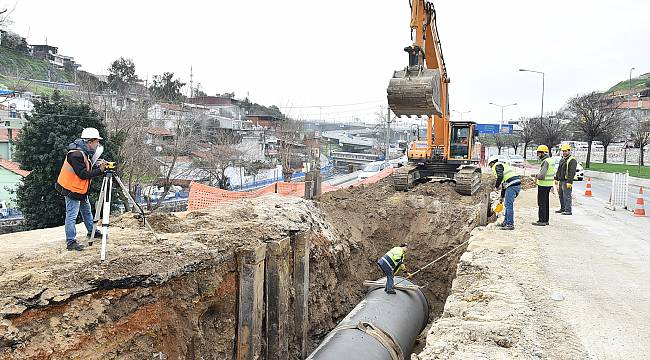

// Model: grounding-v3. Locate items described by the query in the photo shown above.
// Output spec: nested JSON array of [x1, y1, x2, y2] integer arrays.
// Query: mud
[[0, 177, 490, 359]]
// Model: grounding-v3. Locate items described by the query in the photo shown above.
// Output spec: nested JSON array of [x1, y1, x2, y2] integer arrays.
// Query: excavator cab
[[448, 122, 476, 160]]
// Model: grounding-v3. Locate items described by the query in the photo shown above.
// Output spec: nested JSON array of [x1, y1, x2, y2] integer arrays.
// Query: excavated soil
[[0, 177, 490, 359]]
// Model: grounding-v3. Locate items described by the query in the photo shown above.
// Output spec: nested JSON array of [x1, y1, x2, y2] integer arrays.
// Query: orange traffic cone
[[634, 187, 646, 217], [584, 177, 593, 197]]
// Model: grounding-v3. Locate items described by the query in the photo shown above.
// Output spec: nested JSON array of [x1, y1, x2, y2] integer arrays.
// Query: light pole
[[452, 109, 471, 121], [519, 69, 545, 122], [625, 67, 635, 165], [488, 102, 517, 129]]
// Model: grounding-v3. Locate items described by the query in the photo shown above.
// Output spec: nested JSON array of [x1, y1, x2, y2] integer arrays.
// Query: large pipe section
[[306, 277, 429, 360]]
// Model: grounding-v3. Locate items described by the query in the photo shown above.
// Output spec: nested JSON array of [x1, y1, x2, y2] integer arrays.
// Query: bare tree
[[631, 120, 650, 166], [598, 112, 627, 163], [507, 134, 520, 155], [567, 92, 623, 168], [531, 113, 568, 155], [192, 145, 242, 189], [277, 118, 304, 182], [518, 117, 536, 159]]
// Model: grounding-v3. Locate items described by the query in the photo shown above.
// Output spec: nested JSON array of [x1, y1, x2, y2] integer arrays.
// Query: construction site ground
[[0, 178, 490, 359], [416, 186, 650, 360], [2, 172, 648, 359]]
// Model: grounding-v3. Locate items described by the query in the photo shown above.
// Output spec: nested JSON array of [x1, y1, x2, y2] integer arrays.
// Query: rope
[[333, 321, 404, 360], [396, 238, 471, 287]]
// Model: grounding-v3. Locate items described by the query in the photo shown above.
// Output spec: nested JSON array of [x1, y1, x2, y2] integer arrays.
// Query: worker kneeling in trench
[[377, 243, 411, 294]]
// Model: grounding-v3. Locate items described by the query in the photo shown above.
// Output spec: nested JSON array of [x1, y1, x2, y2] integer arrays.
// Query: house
[[0, 159, 29, 207], [145, 127, 175, 146], [50, 53, 80, 71], [0, 128, 21, 160], [31, 44, 58, 60], [147, 103, 188, 131], [247, 115, 283, 129], [189, 96, 243, 120]]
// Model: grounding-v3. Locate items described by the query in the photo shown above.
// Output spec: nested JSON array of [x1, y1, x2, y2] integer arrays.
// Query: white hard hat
[[81, 127, 103, 140], [487, 155, 499, 165]]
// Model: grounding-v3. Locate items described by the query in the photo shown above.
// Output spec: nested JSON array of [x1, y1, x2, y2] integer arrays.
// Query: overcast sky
[[5, 0, 650, 124]]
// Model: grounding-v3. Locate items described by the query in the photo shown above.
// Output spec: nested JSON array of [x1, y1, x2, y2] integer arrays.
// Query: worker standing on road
[[55, 128, 107, 251], [377, 243, 410, 294], [532, 145, 556, 226], [488, 155, 521, 230], [555, 144, 577, 215]]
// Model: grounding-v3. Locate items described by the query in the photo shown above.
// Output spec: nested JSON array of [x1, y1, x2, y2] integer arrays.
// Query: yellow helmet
[[536, 145, 549, 153], [560, 143, 571, 151]]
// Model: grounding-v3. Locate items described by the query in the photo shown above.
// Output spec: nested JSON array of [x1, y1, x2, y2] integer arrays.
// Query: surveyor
[[377, 243, 409, 294], [532, 145, 556, 226], [555, 144, 577, 215], [55, 128, 107, 251], [488, 155, 521, 230]]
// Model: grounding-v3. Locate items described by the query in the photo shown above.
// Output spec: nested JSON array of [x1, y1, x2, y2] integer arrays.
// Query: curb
[[583, 170, 650, 189]]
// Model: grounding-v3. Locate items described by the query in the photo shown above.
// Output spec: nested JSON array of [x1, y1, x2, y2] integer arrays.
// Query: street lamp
[[519, 68, 545, 122], [625, 67, 636, 165], [488, 102, 517, 129], [452, 109, 471, 121]]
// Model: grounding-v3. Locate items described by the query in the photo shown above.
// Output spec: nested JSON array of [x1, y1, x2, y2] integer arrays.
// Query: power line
[[278, 100, 384, 109]]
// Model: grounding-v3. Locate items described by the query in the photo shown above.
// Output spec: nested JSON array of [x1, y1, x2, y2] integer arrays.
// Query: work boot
[[87, 231, 102, 239], [555, 209, 565, 213], [562, 212, 572, 215], [497, 222, 506, 227], [531, 221, 549, 226], [66, 242, 85, 251], [386, 290, 397, 294], [500, 224, 515, 231]]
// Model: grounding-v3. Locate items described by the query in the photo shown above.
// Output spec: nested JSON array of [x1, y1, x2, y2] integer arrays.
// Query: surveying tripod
[[90, 169, 157, 261]]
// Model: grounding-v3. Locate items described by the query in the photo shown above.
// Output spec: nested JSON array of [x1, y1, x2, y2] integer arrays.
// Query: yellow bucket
[[494, 202, 504, 213]]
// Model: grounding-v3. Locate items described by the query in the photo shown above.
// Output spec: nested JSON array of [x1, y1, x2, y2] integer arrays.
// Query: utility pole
[[385, 107, 392, 161], [625, 67, 635, 165]]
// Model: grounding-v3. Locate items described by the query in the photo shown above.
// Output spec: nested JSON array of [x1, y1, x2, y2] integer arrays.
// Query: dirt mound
[[520, 175, 537, 190]]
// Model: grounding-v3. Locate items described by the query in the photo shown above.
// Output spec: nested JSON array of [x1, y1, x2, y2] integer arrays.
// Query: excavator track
[[393, 165, 419, 191], [454, 166, 482, 196]]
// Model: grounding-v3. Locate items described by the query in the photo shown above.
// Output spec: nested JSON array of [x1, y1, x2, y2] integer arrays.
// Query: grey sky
[[6, 0, 650, 124]]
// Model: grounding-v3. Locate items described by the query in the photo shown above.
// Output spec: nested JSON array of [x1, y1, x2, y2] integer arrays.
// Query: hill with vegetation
[[607, 73, 650, 93]]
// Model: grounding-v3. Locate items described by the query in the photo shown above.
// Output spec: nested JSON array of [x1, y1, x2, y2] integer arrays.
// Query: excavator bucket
[[387, 67, 442, 117]]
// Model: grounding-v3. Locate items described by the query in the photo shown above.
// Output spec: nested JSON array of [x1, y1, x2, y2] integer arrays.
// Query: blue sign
[[476, 124, 513, 135]]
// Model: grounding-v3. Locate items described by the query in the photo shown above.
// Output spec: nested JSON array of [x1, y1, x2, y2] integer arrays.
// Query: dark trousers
[[377, 261, 394, 292], [537, 186, 551, 223]]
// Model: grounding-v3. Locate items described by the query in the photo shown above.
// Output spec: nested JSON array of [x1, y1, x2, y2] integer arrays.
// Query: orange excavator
[[387, 0, 481, 195]]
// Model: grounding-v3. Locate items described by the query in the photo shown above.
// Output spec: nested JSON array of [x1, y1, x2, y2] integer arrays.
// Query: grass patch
[[608, 76, 649, 93], [0, 47, 74, 83], [584, 162, 650, 179]]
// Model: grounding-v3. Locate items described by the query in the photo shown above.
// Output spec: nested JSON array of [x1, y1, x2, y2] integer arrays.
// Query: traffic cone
[[634, 187, 646, 217], [584, 177, 593, 197]]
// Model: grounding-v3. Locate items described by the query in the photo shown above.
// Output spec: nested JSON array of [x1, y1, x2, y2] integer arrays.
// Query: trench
[[0, 178, 490, 360]]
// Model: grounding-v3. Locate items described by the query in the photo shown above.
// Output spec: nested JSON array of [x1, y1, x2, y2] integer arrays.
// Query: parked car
[[551, 156, 584, 181], [508, 154, 525, 167], [389, 155, 408, 168], [358, 161, 391, 180], [492, 154, 511, 165]]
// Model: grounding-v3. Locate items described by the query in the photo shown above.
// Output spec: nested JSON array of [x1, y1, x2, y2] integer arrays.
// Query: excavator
[[387, 0, 481, 195]]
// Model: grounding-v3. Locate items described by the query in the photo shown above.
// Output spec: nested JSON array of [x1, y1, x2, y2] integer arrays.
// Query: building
[[145, 128, 175, 146], [0, 159, 29, 207], [147, 103, 188, 131], [188, 96, 244, 125], [247, 115, 283, 129], [30, 44, 58, 60]]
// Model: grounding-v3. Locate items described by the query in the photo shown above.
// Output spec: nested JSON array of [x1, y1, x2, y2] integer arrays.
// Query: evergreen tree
[[13, 91, 116, 229]]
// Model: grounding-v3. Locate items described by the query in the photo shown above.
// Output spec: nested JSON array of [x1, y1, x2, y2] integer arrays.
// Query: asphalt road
[[539, 186, 650, 358], [572, 176, 644, 213]]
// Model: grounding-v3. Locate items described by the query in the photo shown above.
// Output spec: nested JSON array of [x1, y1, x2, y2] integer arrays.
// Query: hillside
[[608, 73, 650, 93], [0, 46, 74, 83]]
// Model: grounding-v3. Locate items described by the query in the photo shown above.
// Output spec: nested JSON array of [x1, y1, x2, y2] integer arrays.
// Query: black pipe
[[306, 277, 429, 360]]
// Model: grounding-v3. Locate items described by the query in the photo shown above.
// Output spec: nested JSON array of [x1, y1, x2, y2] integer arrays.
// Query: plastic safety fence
[[188, 167, 394, 211]]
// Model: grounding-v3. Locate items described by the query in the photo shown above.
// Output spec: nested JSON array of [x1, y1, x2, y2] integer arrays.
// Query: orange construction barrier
[[187, 166, 397, 211], [584, 177, 593, 197], [634, 187, 646, 217]]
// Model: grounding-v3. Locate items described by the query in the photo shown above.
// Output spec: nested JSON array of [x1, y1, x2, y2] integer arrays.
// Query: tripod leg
[[90, 176, 108, 246], [100, 175, 114, 261], [114, 175, 159, 241]]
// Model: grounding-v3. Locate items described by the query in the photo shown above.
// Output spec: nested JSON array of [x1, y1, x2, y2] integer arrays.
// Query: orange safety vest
[[57, 150, 91, 194]]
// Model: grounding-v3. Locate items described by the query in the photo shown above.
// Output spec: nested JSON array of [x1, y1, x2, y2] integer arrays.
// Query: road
[[539, 186, 650, 358], [572, 176, 645, 213]]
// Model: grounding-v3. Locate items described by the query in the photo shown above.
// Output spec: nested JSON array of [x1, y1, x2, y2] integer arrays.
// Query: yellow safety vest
[[537, 157, 556, 187]]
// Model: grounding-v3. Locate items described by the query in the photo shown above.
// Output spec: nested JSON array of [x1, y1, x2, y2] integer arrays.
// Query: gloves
[[566, 183, 573, 189]]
